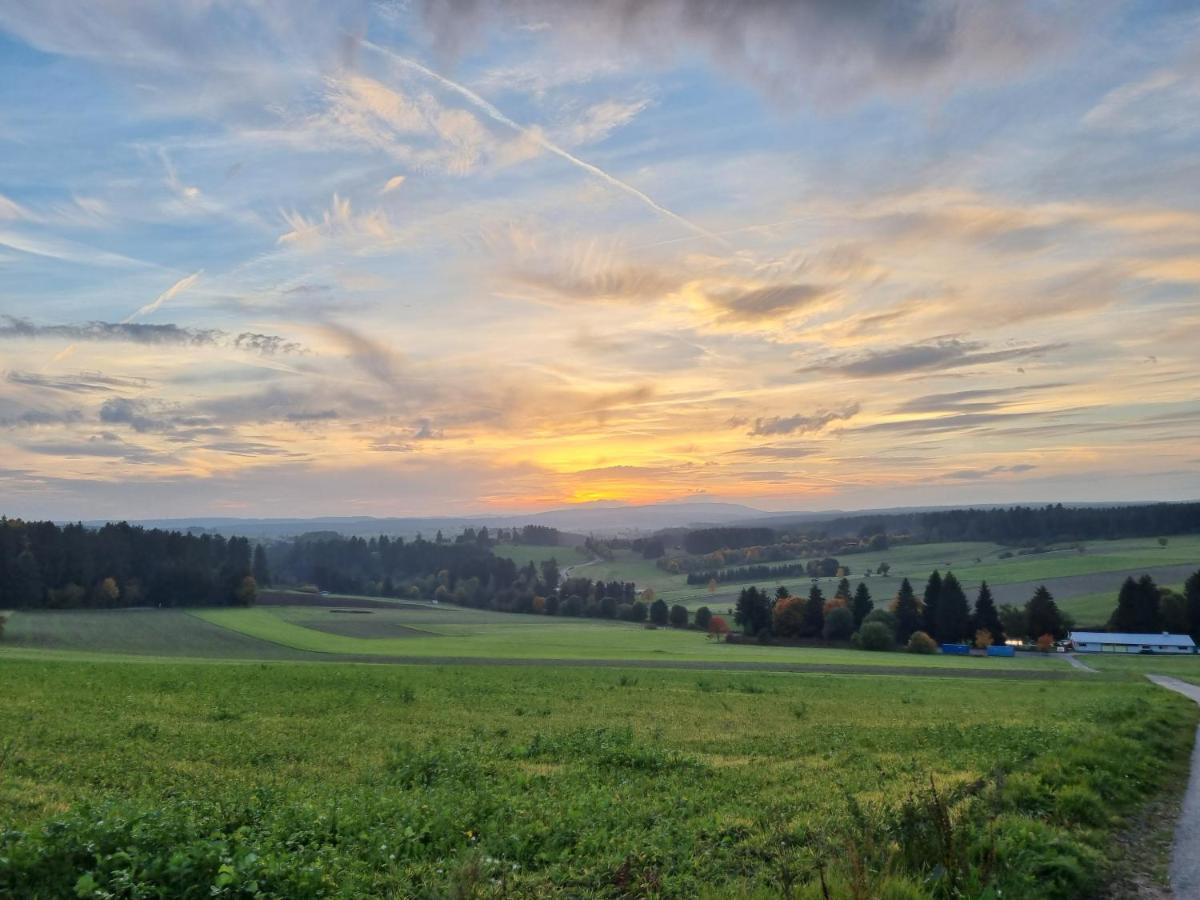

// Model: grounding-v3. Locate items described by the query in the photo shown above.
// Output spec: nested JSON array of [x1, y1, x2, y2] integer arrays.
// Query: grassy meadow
[[2, 655, 1196, 897], [0, 605, 1063, 671], [560, 535, 1200, 624]]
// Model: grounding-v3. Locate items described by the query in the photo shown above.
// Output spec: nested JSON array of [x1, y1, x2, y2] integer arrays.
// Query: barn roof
[[1069, 631, 1196, 647]]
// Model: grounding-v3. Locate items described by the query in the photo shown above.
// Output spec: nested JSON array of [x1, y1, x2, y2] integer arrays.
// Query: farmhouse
[[1069, 631, 1197, 654]]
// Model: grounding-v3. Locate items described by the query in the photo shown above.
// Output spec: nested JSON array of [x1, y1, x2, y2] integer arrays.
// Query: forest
[[0, 518, 261, 609]]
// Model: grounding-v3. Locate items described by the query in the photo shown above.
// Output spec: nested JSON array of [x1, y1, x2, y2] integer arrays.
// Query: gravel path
[[1064, 653, 1099, 673], [1146, 675, 1200, 899]]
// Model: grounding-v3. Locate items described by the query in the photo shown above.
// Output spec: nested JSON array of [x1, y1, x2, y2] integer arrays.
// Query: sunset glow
[[1, 2, 1198, 518]]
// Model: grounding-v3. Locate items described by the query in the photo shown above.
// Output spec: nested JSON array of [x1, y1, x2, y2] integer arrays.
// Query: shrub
[[0, 611, 8, 640], [669, 604, 689, 628], [823, 606, 855, 641], [974, 628, 994, 649], [863, 608, 897, 634], [616, 603, 633, 621], [906, 631, 938, 654], [628, 600, 647, 622], [694, 606, 712, 631], [649, 598, 669, 626], [1036, 633, 1055, 652], [859, 621, 894, 651]]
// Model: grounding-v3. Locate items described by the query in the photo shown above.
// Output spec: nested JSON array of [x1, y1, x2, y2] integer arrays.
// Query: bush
[[694, 606, 712, 631], [863, 608, 897, 633], [649, 598, 669, 626], [823, 606, 855, 641], [906, 631, 938, 654], [859, 621, 894, 651], [628, 600, 647, 622], [669, 604, 689, 628]]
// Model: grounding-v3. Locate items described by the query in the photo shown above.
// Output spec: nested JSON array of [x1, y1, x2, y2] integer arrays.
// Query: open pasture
[[1, 656, 1194, 897], [586, 536, 1200, 622]]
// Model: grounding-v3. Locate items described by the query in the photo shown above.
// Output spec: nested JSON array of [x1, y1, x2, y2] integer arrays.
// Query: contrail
[[123, 270, 203, 323], [360, 40, 727, 247]]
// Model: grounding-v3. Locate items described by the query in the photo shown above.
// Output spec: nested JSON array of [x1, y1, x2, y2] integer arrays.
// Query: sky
[[1, 0, 1198, 520]]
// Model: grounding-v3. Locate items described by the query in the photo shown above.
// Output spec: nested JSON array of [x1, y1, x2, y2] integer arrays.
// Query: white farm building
[[1069, 631, 1196, 654]]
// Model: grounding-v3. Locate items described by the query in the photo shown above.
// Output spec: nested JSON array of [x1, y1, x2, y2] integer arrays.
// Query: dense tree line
[[779, 502, 1200, 544], [682, 527, 776, 555], [0, 518, 260, 609], [1108, 571, 1200, 641], [686, 557, 846, 585], [731, 571, 1071, 650]]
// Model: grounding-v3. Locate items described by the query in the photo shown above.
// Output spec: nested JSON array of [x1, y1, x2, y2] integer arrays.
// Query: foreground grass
[[0, 658, 1195, 897], [192, 605, 1068, 671]]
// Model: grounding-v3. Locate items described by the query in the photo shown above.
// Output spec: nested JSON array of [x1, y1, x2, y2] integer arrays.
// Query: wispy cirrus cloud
[[801, 338, 1068, 379], [0, 317, 306, 355]]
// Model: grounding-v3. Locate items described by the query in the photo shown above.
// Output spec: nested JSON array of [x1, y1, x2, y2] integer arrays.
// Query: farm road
[[1145, 675, 1200, 899], [321, 652, 1083, 680]]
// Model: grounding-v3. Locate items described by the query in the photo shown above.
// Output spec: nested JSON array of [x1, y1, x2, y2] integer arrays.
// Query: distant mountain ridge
[[79, 499, 1182, 541]]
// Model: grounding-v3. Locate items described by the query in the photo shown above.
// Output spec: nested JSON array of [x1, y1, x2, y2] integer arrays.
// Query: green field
[[583, 536, 1200, 622], [1, 654, 1195, 897]]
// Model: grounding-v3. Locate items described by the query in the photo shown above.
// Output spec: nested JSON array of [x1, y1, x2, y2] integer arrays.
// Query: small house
[[1068, 631, 1196, 654]]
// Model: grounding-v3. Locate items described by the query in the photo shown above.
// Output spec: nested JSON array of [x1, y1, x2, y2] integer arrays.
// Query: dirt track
[[311, 652, 1080, 679]]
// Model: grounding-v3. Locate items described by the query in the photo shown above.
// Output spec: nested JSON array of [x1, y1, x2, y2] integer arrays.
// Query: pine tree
[[252, 544, 271, 588], [1186, 570, 1200, 643], [935, 572, 970, 643], [1111, 575, 1161, 633], [851, 582, 873, 628], [922, 570, 942, 638], [893, 578, 923, 643], [835, 577, 852, 602], [1026, 585, 1066, 640], [972, 581, 1004, 644], [801, 585, 825, 638]]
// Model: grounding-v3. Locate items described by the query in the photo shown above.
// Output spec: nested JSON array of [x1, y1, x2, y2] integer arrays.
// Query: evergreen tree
[[851, 582, 873, 628], [893, 578, 923, 643], [734, 586, 773, 636], [1186, 570, 1200, 643], [1110, 575, 1162, 633], [8, 548, 44, 607], [694, 606, 713, 631], [252, 544, 271, 588], [835, 577, 852, 602], [800, 585, 825, 638], [1026, 585, 1066, 640], [971, 581, 1004, 644], [922, 570, 942, 637], [935, 572, 970, 643]]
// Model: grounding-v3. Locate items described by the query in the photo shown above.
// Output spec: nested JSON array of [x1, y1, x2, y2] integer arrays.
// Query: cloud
[[124, 271, 203, 322], [417, 1, 1079, 106], [895, 383, 1069, 413], [382, 174, 408, 193], [563, 97, 652, 146], [748, 403, 860, 436], [726, 445, 816, 459], [945, 463, 1038, 480], [0, 407, 83, 429], [99, 398, 174, 433], [321, 321, 405, 386], [0, 316, 306, 354], [6, 371, 148, 394], [804, 337, 1068, 378], [707, 282, 831, 322], [363, 39, 727, 245]]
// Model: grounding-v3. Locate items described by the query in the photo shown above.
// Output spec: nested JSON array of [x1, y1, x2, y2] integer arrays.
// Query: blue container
[[986, 645, 1015, 657], [941, 643, 971, 655]]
